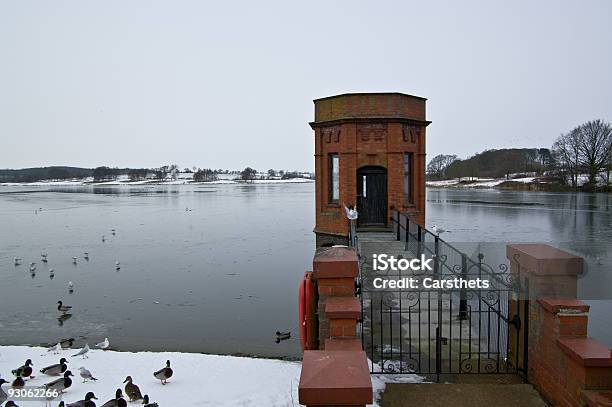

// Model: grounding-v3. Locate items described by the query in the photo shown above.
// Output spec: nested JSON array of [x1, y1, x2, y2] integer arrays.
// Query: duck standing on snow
[[0, 378, 9, 404], [5, 401, 19, 407], [78, 367, 97, 383], [57, 301, 73, 313], [153, 360, 173, 385], [95, 338, 109, 350], [141, 395, 158, 407], [44, 370, 73, 393], [12, 359, 34, 379], [100, 389, 127, 407], [72, 344, 90, 359], [123, 376, 142, 402], [40, 358, 68, 376], [67, 391, 98, 407]]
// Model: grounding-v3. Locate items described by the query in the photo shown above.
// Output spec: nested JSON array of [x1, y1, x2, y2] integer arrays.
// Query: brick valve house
[[310, 92, 431, 247]]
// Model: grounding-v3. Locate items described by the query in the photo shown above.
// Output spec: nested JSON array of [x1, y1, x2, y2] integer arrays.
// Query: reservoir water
[[0, 183, 610, 357]]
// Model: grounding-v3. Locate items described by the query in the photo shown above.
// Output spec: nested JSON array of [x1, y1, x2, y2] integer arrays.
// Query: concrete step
[[380, 383, 547, 407]]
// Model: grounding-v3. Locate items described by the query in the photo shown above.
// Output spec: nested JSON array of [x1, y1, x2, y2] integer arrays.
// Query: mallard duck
[[123, 376, 142, 401], [67, 391, 98, 407], [78, 367, 97, 382], [11, 376, 25, 388], [5, 401, 19, 407], [0, 378, 9, 404], [57, 301, 73, 313], [100, 389, 127, 407], [12, 359, 34, 378], [40, 358, 69, 376], [44, 370, 73, 393], [153, 360, 173, 385], [60, 338, 75, 349], [142, 395, 158, 407]]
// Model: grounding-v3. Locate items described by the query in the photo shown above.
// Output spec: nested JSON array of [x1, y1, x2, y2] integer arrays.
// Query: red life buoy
[[299, 271, 315, 351]]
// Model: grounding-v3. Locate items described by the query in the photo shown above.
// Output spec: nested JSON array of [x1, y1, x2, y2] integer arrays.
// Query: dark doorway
[[357, 166, 388, 227]]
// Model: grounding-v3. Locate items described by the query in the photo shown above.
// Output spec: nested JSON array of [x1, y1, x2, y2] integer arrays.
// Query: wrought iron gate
[[357, 212, 526, 380]]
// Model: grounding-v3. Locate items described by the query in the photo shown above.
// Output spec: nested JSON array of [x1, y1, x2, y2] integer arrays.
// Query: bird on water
[[57, 301, 73, 313]]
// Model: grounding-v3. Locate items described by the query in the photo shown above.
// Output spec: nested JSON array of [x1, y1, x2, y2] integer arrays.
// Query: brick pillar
[[299, 246, 372, 407], [506, 244, 612, 407], [312, 246, 360, 348]]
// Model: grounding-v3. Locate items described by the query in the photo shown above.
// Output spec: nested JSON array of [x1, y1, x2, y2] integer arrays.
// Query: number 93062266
[[7, 386, 61, 401]]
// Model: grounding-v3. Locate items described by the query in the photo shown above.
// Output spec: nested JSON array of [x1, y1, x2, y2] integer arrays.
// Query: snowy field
[[0, 178, 313, 187], [426, 176, 538, 188], [0, 346, 418, 406], [0, 346, 301, 406]]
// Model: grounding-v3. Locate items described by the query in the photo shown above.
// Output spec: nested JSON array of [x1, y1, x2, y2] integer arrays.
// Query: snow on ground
[[0, 346, 301, 407], [0, 179, 314, 187], [0, 346, 421, 406], [426, 177, 537, 188]]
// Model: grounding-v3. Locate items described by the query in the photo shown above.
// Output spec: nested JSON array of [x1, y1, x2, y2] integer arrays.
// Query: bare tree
[[427, 154, 457, 179], [552, 129, 582, 188], [576, 120, 612, 188]]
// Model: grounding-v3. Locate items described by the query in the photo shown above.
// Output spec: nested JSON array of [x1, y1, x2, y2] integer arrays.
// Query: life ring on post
[[299, 271, 316, 351]]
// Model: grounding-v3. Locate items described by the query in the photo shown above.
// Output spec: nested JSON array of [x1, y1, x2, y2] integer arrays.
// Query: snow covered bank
[[0, 346, 301, 406], [426, 177, 538, 188], [0, 346, 414, 406], [0, 178, 314, 187]]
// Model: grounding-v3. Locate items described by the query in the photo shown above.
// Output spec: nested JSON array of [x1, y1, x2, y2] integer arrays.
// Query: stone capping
[[325, 297, 361, 320], [582, 390, 612, 407], [557, 337, 612, 367], [299, 351, 373, 406], [313, 246, 359, 279], [507, 243, 584, 275], [537, 298, 590, 314], [325, 338, 363, 351]]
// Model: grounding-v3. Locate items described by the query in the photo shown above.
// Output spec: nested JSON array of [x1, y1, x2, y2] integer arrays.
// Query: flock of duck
[[0, 344, 173, 407]]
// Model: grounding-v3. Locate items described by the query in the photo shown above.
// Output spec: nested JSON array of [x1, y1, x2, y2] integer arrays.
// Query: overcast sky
[[1, 0, 610, 171]]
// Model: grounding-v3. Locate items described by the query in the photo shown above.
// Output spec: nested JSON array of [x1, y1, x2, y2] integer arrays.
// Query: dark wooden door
[[357, 166, 387, 227]]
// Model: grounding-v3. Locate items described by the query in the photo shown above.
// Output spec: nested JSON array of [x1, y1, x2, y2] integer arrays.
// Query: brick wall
[[312, 93, 429, 244]]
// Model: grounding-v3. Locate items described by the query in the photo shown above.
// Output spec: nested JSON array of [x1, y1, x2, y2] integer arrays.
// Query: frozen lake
[[0, 184, 610, 358]]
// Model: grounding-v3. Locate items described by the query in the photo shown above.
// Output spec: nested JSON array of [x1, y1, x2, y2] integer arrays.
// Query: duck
[[57, 301, 73, 313], [67, 391, 98, 407], [43, 370, 73, 393], [0, 378, 9, 404], [13, 257, 22, 266], [42, 253, 49, 263], [40, 358, 69, 376], [68, 282, 75, 293], [72, 344, 90, 359], [60, 338, 75, 349], [83, 252, 89, 260], [100, 389, 127, 407], [123, 376, 142, 402], [276, 331, 291, 340], [115, 261, 120, 270], [153, 360, 173, 385], [5, 401, 19, 407], [12, 359, 34, 379], [72, 257, 78, 265], [142, 395, 158, 407], [11, 376, 25, 388], [78, 367, 97, 383]]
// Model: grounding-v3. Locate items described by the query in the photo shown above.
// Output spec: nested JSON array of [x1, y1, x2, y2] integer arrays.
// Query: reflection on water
[[0, 183, 314, 358], [426, 188, 612, 345]]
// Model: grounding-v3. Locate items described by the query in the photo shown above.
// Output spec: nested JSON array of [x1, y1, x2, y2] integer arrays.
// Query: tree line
[[427, 119, 612, 190]]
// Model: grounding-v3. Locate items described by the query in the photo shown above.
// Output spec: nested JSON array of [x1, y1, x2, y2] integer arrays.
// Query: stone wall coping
[[537, 298, 591, 314], [325, 297, 361, 320], [507, 244, 584, 275], [299, 350, 373, 405], [557, 337, 612, 367], [325, 338, 363, 351], [313, 246, 359, 279], [582, 390, 612, 407]]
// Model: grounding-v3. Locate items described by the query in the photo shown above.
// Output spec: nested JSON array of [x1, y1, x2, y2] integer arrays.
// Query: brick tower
[[311, 92, 430, 247]]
